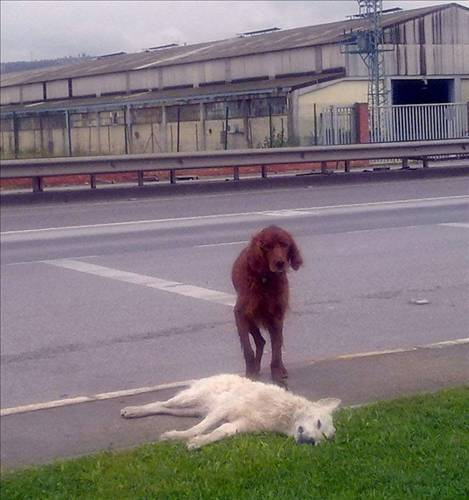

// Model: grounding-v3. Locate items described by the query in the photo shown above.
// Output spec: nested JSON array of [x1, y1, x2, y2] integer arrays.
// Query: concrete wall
[[461, 78, 469, 102]]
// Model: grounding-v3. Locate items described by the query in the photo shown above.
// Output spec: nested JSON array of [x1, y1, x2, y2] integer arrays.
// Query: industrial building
[[1, 2, 468, 159]]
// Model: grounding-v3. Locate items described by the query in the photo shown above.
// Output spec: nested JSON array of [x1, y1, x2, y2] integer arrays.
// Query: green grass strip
[[2, 386, 468, 499]]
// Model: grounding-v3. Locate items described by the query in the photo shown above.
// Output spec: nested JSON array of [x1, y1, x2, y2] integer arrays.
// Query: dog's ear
[[247, 235, 267, 273], [288, 238, 303, 271], [316, 398, 341, 413]]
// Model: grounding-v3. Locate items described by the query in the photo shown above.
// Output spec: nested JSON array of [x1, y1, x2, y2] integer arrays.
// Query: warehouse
[[1, 2, 468, 159]]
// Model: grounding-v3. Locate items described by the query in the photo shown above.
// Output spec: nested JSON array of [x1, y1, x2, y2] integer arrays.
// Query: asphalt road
[[2, 343, 468, 468], [2, 175, 468, 411]]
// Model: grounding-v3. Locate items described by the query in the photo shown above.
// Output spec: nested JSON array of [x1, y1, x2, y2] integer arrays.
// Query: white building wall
[[0, 86, 21, 105], [73, 73, 127, 97], [21, 83, 43, 102], [46, 80, 69, 99], [129, 69, 160, 91], [199, 60, 227, 84]]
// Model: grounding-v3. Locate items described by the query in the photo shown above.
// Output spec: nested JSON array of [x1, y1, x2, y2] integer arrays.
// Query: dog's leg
[[268, 320, 288, 384], [234, 306, 258, 378], [160, 410, 226, 442], [121, 401, 167, 418], [187, 420, 248, 449], [250, 324, 266, 374], [121, 401, 201, 419], [160, 389, 203, 409]]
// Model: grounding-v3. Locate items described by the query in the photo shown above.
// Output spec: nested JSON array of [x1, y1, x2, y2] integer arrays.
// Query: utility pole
[[342, 0, 395, 141]]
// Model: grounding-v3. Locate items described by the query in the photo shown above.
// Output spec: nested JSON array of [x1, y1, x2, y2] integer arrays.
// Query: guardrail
[[1, 139, 468, 192]]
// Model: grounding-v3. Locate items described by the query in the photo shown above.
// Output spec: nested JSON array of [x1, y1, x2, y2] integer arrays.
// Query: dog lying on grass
[[121, 374, 340, 449]]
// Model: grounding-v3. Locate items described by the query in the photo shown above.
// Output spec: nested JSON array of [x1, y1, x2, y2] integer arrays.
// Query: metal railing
[[1, 139, 468, 192], [371, 103, 469, 143], [300, 105, 355, 146], [317, 105, 355, 145]]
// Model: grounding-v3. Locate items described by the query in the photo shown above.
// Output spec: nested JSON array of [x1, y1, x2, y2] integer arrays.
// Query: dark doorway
[[392, 79, 454, 105]]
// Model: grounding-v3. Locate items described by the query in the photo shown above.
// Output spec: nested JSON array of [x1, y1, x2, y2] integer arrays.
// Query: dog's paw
[[160, 430, 181, 441], [187, 437, 203, 450], [120, 406, 141, 418]]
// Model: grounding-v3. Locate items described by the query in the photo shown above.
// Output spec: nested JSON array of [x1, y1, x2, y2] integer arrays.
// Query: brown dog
[[231, 225, 303, 384]]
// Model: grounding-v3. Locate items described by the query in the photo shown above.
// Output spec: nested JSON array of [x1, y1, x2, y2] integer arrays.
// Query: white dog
[[121, 374, 340, 449]]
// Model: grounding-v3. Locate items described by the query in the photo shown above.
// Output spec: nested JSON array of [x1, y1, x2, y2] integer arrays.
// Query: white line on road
[[0, 380, 194, 417], [2, 195, 468, 241], [438, 222, 469, 229], [1, 337, 468, 417], [47, 259, 237, 306], [195, 240, 248, 248]]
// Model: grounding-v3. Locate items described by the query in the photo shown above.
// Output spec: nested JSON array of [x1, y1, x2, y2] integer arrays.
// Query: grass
[[1, 387, 468, 499]]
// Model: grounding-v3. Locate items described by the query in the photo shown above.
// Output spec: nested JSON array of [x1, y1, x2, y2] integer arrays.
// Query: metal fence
[[370, 102, 469, 143], [299, 105, 355, 146], [318, 105, 355, 145]]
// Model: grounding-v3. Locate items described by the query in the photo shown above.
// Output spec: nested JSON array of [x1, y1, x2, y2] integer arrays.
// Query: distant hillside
[[0, 55, 93, 74]]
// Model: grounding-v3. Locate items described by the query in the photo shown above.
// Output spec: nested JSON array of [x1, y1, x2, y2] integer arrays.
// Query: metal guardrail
[[1, 139, 468, 192]]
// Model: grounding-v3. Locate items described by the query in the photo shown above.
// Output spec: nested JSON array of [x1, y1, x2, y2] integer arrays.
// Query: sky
[[1, 0, 467, 62]]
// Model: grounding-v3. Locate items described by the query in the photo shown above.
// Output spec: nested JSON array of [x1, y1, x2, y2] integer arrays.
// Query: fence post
[[199, 102, 206, 151], [177, 106, 181, 152], [65, 110, 72, 156], [224, 106, 229, 150], [123, 106, 129, 154], [269, 103, 273, 147], [137, 171, 144, 186], [313, 103, 318, 145], [467, 102, 469, 136], [12, 112, 19, 159], [32, 177, 43, 192]]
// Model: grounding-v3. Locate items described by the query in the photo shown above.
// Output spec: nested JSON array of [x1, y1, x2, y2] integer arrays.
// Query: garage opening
[[391, 79, 454, 105]]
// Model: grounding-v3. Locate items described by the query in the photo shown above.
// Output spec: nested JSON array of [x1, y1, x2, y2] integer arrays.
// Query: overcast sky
[[1, 0, 466, 62]]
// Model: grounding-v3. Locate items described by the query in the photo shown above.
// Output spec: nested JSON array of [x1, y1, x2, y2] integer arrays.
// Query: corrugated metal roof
[[1, 3, 466, 88], [0, 69, 345, 115]]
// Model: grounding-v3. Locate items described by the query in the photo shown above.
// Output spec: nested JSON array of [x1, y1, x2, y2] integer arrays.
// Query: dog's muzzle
[[296, 428, 315, 445], [297, 435, 315, 445]]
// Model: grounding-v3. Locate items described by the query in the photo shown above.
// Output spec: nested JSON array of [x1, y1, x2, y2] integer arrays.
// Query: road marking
[[3, 255, 99, 267], [334, 337, 469, 360], [424, 337, 469, 348], [2, 195, 468, 240], [335, 347, 412, 359], [0, 380, 193, 417], [439, 222, 469, 229], [46, 259, 236, 307], [195, 240, 248, 248], [2, 337, 468, 417]]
